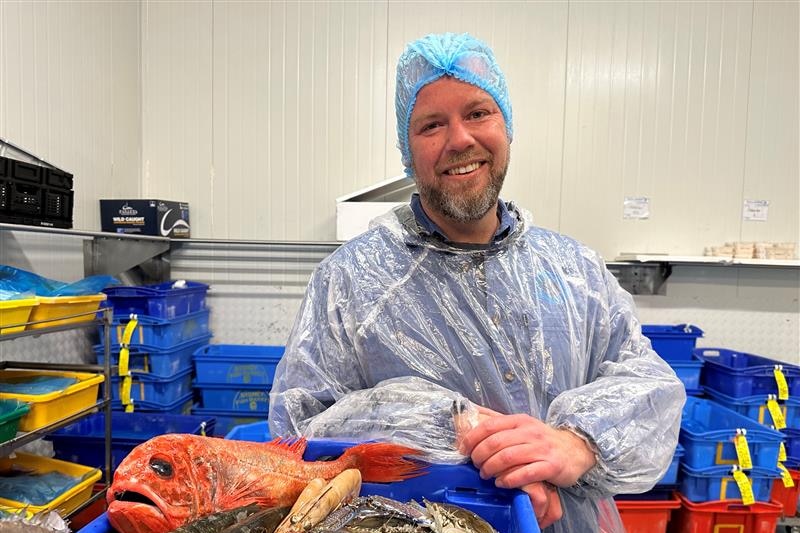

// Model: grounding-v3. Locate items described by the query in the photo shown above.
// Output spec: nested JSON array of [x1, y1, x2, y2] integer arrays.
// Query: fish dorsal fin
[[266, 436, 307, 457]]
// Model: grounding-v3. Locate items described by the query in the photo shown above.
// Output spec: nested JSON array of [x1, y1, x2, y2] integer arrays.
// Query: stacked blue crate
[[679, 396, 783, 503], [191, 344, 284, 436], [642, 324, 704, 396], [99, 281, 212, 413]]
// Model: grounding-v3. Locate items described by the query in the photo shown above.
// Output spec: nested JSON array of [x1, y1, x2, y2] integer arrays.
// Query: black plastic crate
[[0, 156, 7, 177], [10, 181, 42, 214], [0, 181, 8, 210], [46, 168, 73, 190], [10, 160, 42, 184], [0, 213, 72, 229], [44, 188, 72, 219]]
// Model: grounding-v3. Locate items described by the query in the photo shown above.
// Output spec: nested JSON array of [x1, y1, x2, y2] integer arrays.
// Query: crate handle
[[701, 349, 721, 357]]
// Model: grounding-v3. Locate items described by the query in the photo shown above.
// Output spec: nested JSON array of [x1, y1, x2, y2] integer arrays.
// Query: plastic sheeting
[[0, 266, 117, 298], [0, 470, 79, 505], [269, 203, 685, 533], [0, 376, 78, 395]]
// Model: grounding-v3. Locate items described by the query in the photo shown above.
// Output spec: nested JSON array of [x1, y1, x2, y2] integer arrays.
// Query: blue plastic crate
[[696, 347, 800, 398], [784, 429, 800, 457], [82, 452, 538, 533], [101, 309, 211, 348], [110, 367, 193, 405], [680, 464, 780, 503], [668, 359, 704, 390], [103, 281, 209, 319], [195, 382, 270, 411], [656, 444, 685, 486], [225, 420, 272, 441], [703, 386, 800, 429], [95, 336, 211, 378], [190, 407, 268, 442], [193, 344, 285, 385], [45, 411, 215, 474], [215, 422, 538, 533], [680, 396, 783, 469], [642, 324, 704, 361], [110, 392, 194, 415]]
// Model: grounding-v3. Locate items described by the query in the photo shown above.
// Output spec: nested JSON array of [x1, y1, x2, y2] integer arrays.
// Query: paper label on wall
[[623, 197, 650, 219], [743, 200, 769, 221]]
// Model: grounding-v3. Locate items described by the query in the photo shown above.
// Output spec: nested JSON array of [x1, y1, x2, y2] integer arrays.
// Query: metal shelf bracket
[[606, 262, 672, 295], [84, 236, 171, 284]]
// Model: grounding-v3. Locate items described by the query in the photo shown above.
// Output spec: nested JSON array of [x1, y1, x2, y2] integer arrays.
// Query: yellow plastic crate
[[28, 294, 107, 329], [0, 298, 39, 334], [0, 370, 105, 432], [0, 452, 101, 516]]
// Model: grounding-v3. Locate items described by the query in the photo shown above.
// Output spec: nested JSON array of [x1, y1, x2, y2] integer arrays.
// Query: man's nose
[[445, 119, 475, 153]]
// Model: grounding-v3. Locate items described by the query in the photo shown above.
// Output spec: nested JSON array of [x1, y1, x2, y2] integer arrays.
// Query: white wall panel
[[741, 1, 799, 244], [0, 1, 141, 229], [561, 1, 756, 260]]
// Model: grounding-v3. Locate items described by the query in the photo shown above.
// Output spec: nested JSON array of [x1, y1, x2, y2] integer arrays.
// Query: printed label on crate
[[731, 468, 755, 505], [227, 364, 268, 384], [774, 367, 789, 401], [767, 398, 787, 429], [734, 433, 753, 470], [779, 442, 788, 462], [778, 462, 795, 488], [233, 390, 269, 411]]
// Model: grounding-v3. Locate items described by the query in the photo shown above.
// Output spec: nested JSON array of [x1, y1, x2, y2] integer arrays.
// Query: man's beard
[[415, 154, 509, 223]]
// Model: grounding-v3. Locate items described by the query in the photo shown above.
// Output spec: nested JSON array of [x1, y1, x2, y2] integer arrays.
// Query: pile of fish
[[106, 433, 497, 533]]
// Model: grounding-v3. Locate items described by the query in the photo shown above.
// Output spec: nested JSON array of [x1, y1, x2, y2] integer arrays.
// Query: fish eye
[[149, 457, 174, 478]]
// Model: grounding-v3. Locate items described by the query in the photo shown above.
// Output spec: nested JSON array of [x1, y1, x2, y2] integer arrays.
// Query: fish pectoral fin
[[265, 437, 308, 457]]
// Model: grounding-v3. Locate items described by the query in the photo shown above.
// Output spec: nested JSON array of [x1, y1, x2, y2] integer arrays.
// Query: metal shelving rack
[[0, 307, 114, 519]]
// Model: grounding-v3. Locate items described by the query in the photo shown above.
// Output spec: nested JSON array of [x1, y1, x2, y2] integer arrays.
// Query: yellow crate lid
[[0, 298, 39, 309]]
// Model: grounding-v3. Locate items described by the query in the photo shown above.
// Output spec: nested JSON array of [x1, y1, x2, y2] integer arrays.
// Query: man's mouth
[[444, 161, 485, 176]]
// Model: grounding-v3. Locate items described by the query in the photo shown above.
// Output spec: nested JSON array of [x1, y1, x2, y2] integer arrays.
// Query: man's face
[[408, 76, 510, 223]]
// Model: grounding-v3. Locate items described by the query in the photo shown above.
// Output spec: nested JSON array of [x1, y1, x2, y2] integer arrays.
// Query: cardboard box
[[100, 200, 190, 238], [336, 175, 414, 241]]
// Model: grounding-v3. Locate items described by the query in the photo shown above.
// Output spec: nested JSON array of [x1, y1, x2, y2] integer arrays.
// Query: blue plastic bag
[[0, 266, 118, 297]]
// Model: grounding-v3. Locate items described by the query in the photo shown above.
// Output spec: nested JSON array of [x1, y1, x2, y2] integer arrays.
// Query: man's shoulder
[[319, 223, 406, 271]]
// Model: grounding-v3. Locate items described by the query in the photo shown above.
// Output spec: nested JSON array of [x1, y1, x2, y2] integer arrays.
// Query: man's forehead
[[411, 78, 497, 117]]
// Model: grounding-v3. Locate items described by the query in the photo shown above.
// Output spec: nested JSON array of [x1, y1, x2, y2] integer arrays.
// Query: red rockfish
[[106, 434, 424, 533]]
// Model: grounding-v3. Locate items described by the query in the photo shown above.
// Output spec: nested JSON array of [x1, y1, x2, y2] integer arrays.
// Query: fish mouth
[[107, 480, 171, 525]]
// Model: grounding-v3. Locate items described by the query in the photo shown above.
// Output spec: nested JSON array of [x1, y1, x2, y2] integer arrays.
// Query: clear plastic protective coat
[[269, 204, 685, 533]]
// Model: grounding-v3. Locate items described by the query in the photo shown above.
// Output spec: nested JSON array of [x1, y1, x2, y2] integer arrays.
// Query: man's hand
[[522, 481, 563, 528], [459, 413, 596, 488]]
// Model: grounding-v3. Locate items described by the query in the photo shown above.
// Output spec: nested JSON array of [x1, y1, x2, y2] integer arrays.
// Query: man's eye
[[469, 110, 488, 120], [421, 122, 440, 132]]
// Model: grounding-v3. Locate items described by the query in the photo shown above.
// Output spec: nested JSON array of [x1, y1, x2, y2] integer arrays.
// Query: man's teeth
[[446, 162, 481, 175]]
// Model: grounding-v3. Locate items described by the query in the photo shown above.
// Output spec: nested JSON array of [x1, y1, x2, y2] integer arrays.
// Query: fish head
[[107, 434, 218, 533]]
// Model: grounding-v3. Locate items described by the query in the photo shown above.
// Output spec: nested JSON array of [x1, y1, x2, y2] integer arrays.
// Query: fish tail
[[340, 443, 426, 483]]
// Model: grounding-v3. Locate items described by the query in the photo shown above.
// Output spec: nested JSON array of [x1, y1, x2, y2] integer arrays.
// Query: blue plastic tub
[[103, 281, 209, 319], [784, 428, 800, 457], [657, 444, 685, 486], [101, 309, 211, 348], [46, 412, 215, 474], [642, 324, 704, 361], [680, 396, 783, 469], [95, 336, 211, 378], [193, 344, 285, 385], [680, 464, 780, 503], [668, 359, 704, 390], [225, 420, 272, 441], [110, 368, 193, 404], [111, 392, 194, 415], [703, 386, 800, 429], [191, 406, 268, 437], [215, 422, 539, 533], [696, 348, 800, 398], [195, 382, 270, 411]]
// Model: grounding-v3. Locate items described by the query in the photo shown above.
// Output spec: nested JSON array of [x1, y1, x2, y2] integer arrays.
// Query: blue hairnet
[[395, 33, 513, 176]]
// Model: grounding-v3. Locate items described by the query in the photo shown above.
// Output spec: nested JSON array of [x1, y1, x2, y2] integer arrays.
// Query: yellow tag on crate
[[780, 442, 788, 462], [734, 433, 753, 470], [779, 462, 795, 488], [774, 366, 789, 401], [731, 469, 755, 505], [118, 347, 130, 376], [767, 397, 787, 429]]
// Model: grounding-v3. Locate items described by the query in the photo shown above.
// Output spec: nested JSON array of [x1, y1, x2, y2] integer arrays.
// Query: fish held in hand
[[106, 434, 425, 533]]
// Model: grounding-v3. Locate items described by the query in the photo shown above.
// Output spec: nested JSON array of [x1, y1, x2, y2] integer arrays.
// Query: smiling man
[[270, 33, 684, 533]]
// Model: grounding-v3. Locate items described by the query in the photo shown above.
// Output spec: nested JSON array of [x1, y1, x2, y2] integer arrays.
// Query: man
[[269, 32, 684, 532]]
